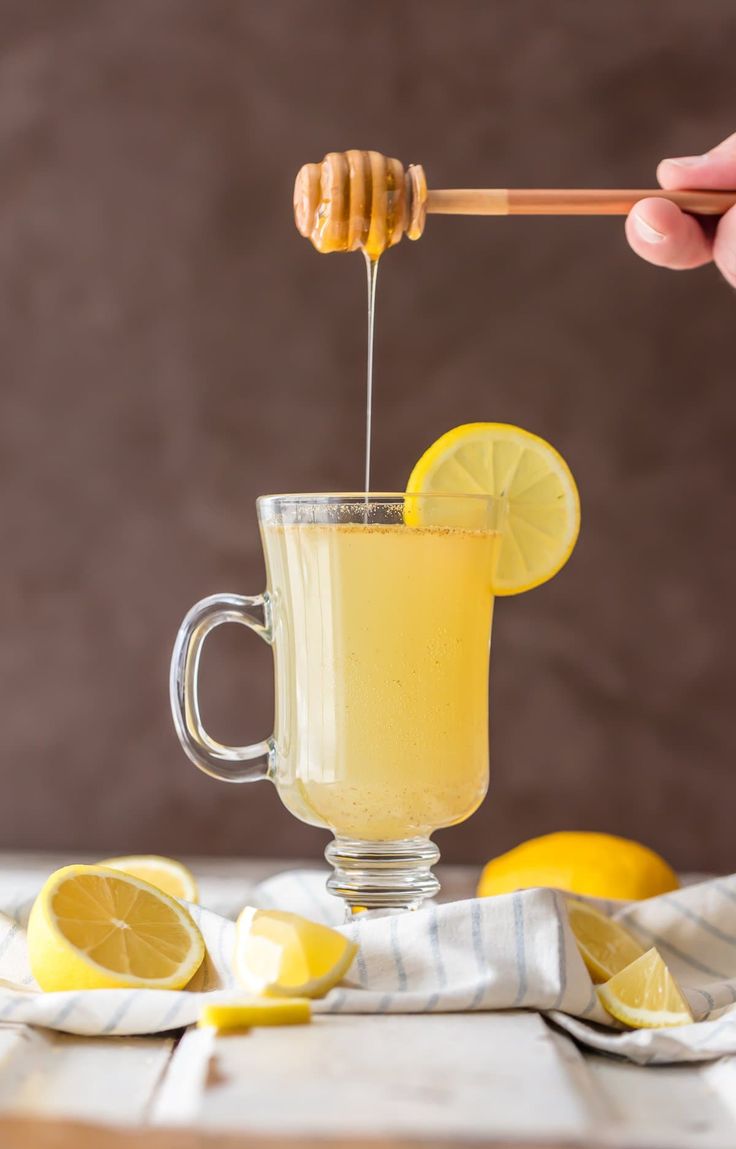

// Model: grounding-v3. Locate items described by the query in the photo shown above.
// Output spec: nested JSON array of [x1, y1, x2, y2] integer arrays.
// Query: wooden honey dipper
[[294, 150, 736, 259]]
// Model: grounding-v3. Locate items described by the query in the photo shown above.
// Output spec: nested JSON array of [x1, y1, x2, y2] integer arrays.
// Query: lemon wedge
[[28, 864, 205, 992], [568, 901, 645, 983], [477, 831, 679, 901], [198, 998, 312, 1030], [406, 423, 580, 594], [597, 947, 694, 1029], [100, 855, 198, 903], [234, 907, 357, 999]]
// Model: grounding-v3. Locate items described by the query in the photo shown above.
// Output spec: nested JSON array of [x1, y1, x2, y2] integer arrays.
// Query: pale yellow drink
[[263, 520, 496, 841]]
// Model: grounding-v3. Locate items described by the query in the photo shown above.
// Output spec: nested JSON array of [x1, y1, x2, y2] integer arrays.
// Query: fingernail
[[631, 209, 666, 243], [664, 154, 707, 168]]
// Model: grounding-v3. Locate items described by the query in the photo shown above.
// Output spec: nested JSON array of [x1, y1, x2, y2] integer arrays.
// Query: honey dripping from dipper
[[293, 152, 427, 494]]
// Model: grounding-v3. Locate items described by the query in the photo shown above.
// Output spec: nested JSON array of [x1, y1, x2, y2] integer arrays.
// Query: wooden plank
[[151, 1027, 216, 1126], [152, 1012, 592, 1142], [702, 1058, 736, 1124], [0, 1115, 585, 1149], [0, 1025, 34, 1081], [585, 1054, 736, 1149], [547, 1023, 736, 1149], [0, 1023, 173, 1125]]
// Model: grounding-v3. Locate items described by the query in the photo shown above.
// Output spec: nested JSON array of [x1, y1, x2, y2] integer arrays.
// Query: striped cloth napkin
[[0, 866, 734, 1064]]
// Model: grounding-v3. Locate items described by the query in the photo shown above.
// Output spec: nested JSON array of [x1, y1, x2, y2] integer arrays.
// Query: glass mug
[[170, 494, 500, 912]]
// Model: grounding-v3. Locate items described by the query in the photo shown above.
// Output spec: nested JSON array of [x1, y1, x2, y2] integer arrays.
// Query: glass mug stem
[[326, 838, 441, 912], [169, 592, 276, 783]]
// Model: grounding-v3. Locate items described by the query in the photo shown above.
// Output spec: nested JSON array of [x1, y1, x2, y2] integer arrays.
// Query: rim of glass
[[258, 492, 498, 508]]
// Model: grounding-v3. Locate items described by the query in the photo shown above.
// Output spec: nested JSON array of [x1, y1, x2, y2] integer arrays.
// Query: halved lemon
[[198, 998, 312, 1030], [406, 423, 580, 594], [234, 907, 357, 999], [28, 864, 205, 992], [568, 901, 645, 983], [597, 947, 693, 1029], [100, 855, 198, 903]]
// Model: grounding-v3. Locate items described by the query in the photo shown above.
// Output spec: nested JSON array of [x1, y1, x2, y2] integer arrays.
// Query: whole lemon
[[477, 831, 679, 902]]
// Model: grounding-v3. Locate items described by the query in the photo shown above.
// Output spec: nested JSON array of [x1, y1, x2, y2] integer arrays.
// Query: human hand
[[626, 132, 736, 286]]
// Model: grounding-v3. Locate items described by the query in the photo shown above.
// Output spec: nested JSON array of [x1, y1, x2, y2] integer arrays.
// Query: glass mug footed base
[[325, 836, 441, 913], [170, 493, 498, 913]]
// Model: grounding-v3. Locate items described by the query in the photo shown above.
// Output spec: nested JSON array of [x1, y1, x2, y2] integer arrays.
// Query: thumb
[[657, 132, 736, 191]]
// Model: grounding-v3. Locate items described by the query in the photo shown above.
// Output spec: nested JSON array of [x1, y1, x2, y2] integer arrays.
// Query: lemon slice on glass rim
[[406, 423, 580, 595]]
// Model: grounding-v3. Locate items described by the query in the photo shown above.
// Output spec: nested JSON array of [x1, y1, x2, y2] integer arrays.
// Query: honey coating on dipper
[[294, 150, 426, 259]]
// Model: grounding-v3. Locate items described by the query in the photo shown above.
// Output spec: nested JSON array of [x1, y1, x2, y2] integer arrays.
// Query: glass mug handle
[[169, 592, 275, 782]]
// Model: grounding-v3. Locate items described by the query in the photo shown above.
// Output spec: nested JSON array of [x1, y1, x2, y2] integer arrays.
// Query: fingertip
[[626, 197, 679, 247], [656, 157, 699, 190], [657, 140, 736, 190], [626, 198, 712, 269], [710, 130, 736, 159]]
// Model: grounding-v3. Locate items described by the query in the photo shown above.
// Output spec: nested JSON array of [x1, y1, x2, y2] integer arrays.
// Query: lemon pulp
[[100, 855, 198, 903], [28, 864, 204, 992], [235, 907, 357, 999], [568, 900, 645, 982], [598, 948, 693, 1029]]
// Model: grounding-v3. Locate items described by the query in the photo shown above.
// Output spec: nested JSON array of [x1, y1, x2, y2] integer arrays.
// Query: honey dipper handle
[[425, 188, 736, 217]]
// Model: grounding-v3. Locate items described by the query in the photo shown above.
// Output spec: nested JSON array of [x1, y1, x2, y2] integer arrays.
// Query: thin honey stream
[[363, 253, 378, 496]]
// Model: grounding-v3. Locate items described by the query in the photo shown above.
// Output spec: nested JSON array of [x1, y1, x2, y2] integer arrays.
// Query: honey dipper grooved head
[[293, 151, 427, 258]]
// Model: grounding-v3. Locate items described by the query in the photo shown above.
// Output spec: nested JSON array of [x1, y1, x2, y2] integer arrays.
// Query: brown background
[[1, 0, 734, 872]]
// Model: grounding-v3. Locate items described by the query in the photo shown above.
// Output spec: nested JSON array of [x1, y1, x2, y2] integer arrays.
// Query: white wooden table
[[1, 853, 735, 1149]]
